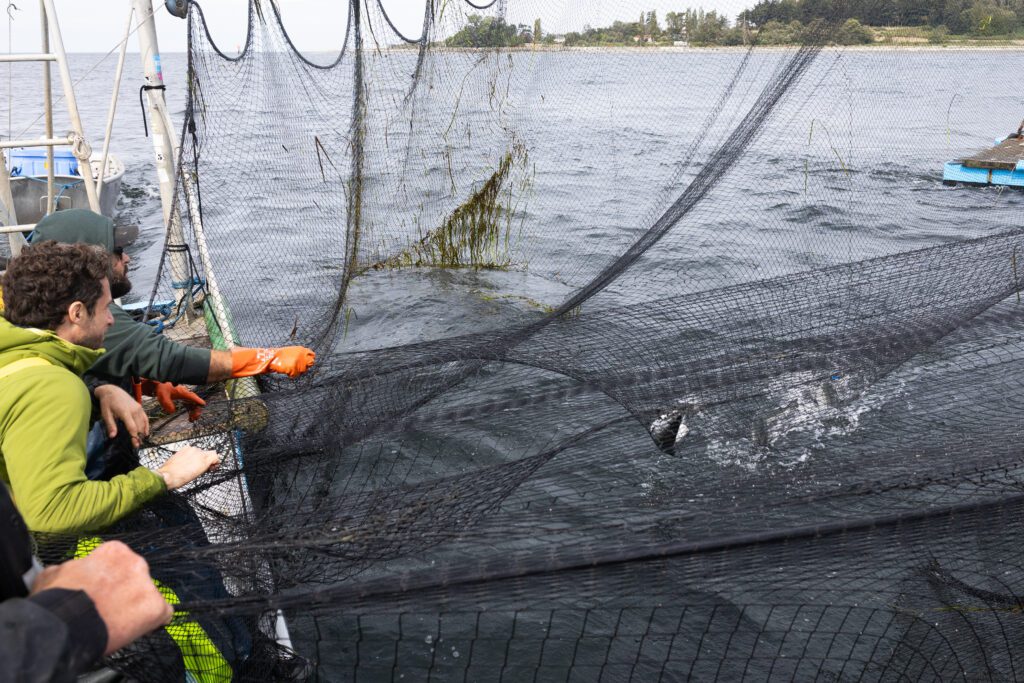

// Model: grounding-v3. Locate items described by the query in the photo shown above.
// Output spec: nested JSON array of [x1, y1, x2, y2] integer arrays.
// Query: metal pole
[[39, 0, 100, 213], [0, 151, 25, 256], [97, 4, 135, 204], [131, 0, 176, 223], [0, 53, 57, 62], [39, 0, 53, 214], [0, 223, 41, 234], [0, 136, 71, 149], [134, 0, 235, 349]]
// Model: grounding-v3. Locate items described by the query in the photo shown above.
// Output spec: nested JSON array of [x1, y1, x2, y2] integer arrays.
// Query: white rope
[[68, 130, 90, 160]]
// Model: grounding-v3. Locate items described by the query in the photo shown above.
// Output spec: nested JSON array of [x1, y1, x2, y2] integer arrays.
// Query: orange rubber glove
[[133, 379, 206, 422], [230, 346, 316, 379]]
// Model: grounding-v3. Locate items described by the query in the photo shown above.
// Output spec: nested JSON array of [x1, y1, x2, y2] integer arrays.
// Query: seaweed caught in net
[[54, 0, 1024, 679]]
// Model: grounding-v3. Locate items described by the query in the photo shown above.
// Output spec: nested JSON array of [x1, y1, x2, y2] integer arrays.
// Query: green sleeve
[[0, 368, 166, 534], [86, 305, 211, 385]]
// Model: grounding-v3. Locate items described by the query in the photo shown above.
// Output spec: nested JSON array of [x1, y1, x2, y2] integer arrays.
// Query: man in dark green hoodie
[[31, 209, 316, 422], [0, 241, 221, 534]]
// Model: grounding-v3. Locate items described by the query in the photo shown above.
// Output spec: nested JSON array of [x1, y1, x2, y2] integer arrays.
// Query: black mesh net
[[46, 0, 1024, 679]]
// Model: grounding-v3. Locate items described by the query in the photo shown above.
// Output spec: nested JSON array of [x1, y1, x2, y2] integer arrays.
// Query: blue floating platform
[[943, 134, 1024, 188], [943, 160, 1024, 187]]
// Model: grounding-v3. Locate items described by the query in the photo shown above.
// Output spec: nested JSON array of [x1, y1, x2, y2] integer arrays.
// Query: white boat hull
[[8, 152, 125, 224]]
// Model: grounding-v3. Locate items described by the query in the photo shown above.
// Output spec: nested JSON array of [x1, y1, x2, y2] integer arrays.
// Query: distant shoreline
[[424, 43, 1024, 53], [76, 42, 1024, 57]]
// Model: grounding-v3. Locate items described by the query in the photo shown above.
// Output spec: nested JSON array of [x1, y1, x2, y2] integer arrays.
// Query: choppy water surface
[[1, 50, 1021, 332], [3, 46, 1023, 486]]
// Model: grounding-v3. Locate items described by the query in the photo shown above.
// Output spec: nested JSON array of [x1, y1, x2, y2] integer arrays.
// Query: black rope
[[138, 84, 167, 137], [374, 0, 423, 44]]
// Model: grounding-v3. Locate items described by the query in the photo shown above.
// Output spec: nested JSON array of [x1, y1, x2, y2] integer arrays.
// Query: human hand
[[134, 379, 206, 421], [155, 446, 221, 490], [230, 346, 316, 379], [31, 540, 172, 655], [94, 384, 150, 448], [268, 346, 316, 377]]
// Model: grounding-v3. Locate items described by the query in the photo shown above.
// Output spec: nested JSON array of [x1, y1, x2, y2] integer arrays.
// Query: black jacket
[[0, 484, 107, 682]]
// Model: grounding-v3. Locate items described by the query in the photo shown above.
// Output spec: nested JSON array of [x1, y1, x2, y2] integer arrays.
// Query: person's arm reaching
[[29, 541, 173, 655], [89, 304, 315, 391], [87, 305, 211, 386], [1, 370, 221, 534], [0, 541, 173, 681], [1, 371, 164, 533], [206, 346, 316, 382], [154, 446, 221, 489]]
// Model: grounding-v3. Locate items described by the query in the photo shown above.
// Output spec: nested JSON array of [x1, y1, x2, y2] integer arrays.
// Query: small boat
[[7, 146, 124, 222]]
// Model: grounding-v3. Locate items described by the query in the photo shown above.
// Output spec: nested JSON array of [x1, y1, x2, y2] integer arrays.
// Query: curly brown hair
[[1, 241, 111, 330]]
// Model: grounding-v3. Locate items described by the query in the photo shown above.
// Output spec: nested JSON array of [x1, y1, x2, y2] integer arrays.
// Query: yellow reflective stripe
[[156, 580, 233, 682], [74, 537, 102, 557], [74, 538, 233, 682], [0, 357, 51, 380]]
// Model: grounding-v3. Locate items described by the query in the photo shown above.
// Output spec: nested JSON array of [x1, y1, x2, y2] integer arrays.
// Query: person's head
[[31, 209, 135, 298], [1, 241, 114, 349], [108, 245, 131, 298]]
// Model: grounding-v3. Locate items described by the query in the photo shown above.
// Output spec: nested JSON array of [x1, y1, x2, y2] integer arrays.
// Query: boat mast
[[133, 0, 240, 349], [131, 0, 177, 225], [132, 0, 195, 318]]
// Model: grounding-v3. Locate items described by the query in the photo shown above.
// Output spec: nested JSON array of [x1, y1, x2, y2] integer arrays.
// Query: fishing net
[[50, 0, 1024, 679]]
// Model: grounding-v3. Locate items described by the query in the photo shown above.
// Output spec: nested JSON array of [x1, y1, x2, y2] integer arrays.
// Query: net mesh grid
[[43, 0, 1024, 679]]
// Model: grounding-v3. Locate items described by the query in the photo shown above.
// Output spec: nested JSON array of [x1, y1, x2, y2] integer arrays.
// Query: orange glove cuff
[[231, 347, 315, 379], [230, 348, 275, 378]]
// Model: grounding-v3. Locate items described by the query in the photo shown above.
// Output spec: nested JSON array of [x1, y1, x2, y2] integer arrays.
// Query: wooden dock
[[944, 132, 1024, 188]]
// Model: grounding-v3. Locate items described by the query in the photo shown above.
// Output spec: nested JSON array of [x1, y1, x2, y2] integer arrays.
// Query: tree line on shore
[[742, 0, 1024, 36], [443, 1, 1024, 49]]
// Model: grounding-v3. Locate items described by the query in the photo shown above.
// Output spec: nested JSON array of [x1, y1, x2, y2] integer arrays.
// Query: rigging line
[[540, 47, 822, 322], [248, 0, 346, 69], [10, 0, 164, 143], [462, 0, 500, 9], [6, 2, 16, 141], [374, 0, 423, 44]]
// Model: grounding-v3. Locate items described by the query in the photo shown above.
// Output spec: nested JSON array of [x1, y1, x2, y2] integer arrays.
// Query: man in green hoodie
[[0, 241, 220, 534]]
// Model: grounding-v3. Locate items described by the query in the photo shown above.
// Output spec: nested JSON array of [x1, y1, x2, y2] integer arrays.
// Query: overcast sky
[[2, 1, 754, 54]]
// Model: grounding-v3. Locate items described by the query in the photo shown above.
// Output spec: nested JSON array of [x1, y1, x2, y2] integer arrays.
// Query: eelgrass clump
[[371, 143, 529, 271]]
